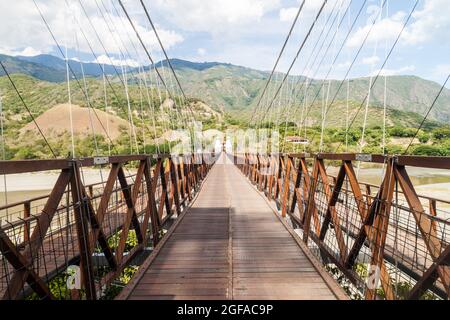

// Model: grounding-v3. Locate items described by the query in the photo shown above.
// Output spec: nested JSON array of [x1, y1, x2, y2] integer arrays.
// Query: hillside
[[20, 103, 129, 139], [0, 54, 66, 82], [18, 54, 120, 78], [0, 54, 122, 82], [148, 63, 450, 124], [282, 100, 439, 129], [2, 54, 448, 124], [0, 73, 223, 159]]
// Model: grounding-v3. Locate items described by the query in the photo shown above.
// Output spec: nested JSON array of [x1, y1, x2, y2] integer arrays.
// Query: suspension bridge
[[0, 0, 449, 301]]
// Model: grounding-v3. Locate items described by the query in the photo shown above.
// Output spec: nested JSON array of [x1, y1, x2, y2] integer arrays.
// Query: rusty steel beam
[[396, 156, 450, 170], [70, 162, 97, 300], [408, 244, 450, 299], [0, 228, 53, 300]]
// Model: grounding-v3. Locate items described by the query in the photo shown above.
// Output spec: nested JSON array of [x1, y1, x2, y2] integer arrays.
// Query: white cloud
[[197, 48, 206, 56], [347, 0, 450, 48], [405, 0, 450, 44], [347, 15, 404, 48], [362, 55, 380, 65], [93, 54, 138, 67], [336, 61, 351, 69], [0, 0, 183, 62], [279, 7, 297, 22], [153, 0, 281, 34], [279, 0, 348, 23], [371, 65, 416, 76], [0, 46, 42, 57]]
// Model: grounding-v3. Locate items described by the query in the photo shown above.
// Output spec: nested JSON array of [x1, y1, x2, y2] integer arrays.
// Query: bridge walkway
[[118, 153, 347, 300]]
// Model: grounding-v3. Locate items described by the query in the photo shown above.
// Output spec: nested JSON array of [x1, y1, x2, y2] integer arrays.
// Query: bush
[[385, 144, 404, 154], [388, 126, 416, 138], [418, 133, 430, 143], [432, 127, 450, 140], [411, 145, 448, 156]]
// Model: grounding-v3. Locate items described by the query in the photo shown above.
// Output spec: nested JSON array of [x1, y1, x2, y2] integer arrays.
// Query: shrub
[[412, 145, 448, 156], [388, 126, 416, 138], [432, 127, 450, 140]]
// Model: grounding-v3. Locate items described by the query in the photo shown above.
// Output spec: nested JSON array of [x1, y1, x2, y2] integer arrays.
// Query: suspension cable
[[138, 0, 195, 143], [297, 0, 370, 132], [326, 0, 419, 153], [357, 0, 384, 176], [382, 1, 390, 154], [75, 28, 101, 157], [304, 0, 391, 149], [33, 0, 118, 152], [118, 0, 183, 117], [117, 1, 191, 146], [95, 0, 168, 147], [258, 0, 328, 123], [250, 0, 306, 124], [0, 95, 9, 219], [105, 0, 172, 153], [293, 0, 352, 141], [63, 12, 76, 158], [71, 0, 155, 151], [139, 0, 191, 112], [403, 74, 450, 154], [272, 0, 342, 151], [320, 0, 345, 152], [279, 0, 348, 136], [102, 64, 111, 156], [77, 0, 124, 85]]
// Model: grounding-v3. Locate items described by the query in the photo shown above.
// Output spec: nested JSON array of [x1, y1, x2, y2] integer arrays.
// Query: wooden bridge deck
[[118, 153, 347, 300]]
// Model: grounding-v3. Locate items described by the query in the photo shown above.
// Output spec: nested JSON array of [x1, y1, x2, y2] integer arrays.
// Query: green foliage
[[411, 145, 449, 156], [100, 265, 139, 300], [432, 126, 450, 140], [106, 230, 138, 252], [27, 268, 85, 300], [375, 279, 438, 300], [325, 264, 363, 300], [388, 126, 417, 138], [418, 132, 430, 143], [326, 263, 439, 300]]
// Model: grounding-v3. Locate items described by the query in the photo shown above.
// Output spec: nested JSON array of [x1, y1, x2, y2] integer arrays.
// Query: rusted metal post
[[70, 161, 97, 300], [169, 157, 181, 216], [144, 157, 160, 247], [290, 158, 302, 215], [281, 155, 291, 217], [23, 201, 31, 242], [303, 158, 319, 243]]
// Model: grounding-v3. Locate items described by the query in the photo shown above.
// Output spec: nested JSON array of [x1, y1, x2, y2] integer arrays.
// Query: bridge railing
[[234, 152, 450, 300], [0, 153, 215, 300]]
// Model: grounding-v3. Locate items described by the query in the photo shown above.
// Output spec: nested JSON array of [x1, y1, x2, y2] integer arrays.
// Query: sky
[[0, 0, 449, 85]]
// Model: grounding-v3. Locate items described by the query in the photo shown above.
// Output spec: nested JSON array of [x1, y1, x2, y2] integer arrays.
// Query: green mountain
[[0, 72, 448, 159], [18, 54, 121, 78], [2, 54, 448, 124], [0, 54, 122, 82], [147, 61, 450, 124], [0, 54, 66, 82], [0, 73, 222, 159]]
